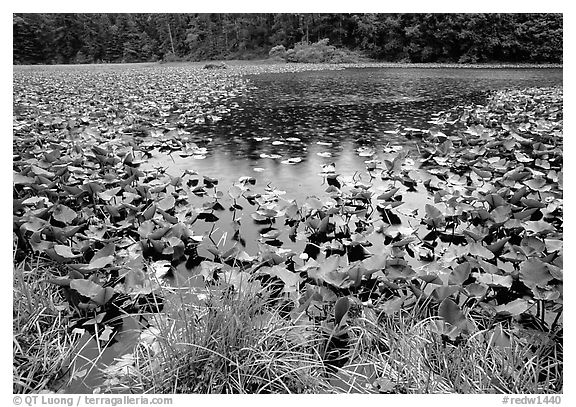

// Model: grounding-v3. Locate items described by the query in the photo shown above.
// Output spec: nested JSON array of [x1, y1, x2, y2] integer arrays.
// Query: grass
[[100, 278, 562, 394], [105, 282, 333, 393], [13, 256, 77, 393], [373, 305, 563, 393], [13, 257, 562, 394]]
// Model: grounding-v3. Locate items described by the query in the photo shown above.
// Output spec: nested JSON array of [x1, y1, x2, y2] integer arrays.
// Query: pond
[[54, 66, 561, 392], [146, 67, 562, 256], [150, 67, 562, 198]]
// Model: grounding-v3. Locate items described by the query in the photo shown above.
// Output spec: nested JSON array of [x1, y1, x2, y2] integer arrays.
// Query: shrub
[[162, 52, 182, 63], [268, 45, 287, 59], [203, 62, 227, 70], [281, 39, 362, 64]]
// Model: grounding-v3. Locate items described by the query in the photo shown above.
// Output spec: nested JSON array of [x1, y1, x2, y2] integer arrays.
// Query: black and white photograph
[[11, 6, 564, 398]]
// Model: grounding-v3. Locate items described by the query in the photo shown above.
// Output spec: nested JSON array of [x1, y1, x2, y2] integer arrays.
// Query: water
[[72, 66, 562, 392], [150, 67, 562, 199], [145, 67, 562, 256]]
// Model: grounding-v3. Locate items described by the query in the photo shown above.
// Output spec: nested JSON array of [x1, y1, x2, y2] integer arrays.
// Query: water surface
[[145, 67, 562, 257], [151, 67, 562, 198]]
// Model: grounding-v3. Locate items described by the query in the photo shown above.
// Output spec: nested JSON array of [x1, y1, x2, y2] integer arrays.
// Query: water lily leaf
[[251, 213, 269, 223], [157, 194, 175, 211], [514, 152, 532, 163], [334, 296, 350, 326], [223, 269, 261, 295], [344, 263, 363, 287], [260, 153, 282, 159], [13, 172, 35, 185], [99, 325, 115, 342], [391, 236, 416, 247], [535, 159, 551, 169], [373, 377, 396, 394], [468, 242, 494, 260], [477, 259, 499, 274], [20, 217, 48, 234], [530, 285, 561, 301], [523, 220, 555, 234], [197, 212, 219, 222], [486, 237, 510, 254], [280, 157, 303, 165], [158, 208, 179, 224], [91, 286, 116, 306], [513, 208, 537, 220], [493, 298, 532, 316], [472, 167, 492, 179], [151, 260, 172, 279], [98, 187, 122, 201], [52, 204, 77, 224], [81, 255, 114, 271], [31, 165, 55, 178], [256, 208, 279, 218], [260, 265, 301, 291], [425, 204, 445, 226], [474, 273, 512, 288], [22, 196, 49, 206], [361, 254, 387, 274], [448, 262, 471, 285], [317, 215, 330, 234], [70, 279, 104, 299], [438, 298, 467, 330], [544, 239, 562, 253], [82, 181, 104, 195], [202, 176, 218, 188], [519, 258, 553, 287], [308, 255, 351, 289], [510, 186, 528, 204], [83, 312, 106, 325], [524, 177, 547, 191], [464, 283, 488, 298], [377, 187, 400, 201], [504, 169, 530, 182], [53, 244, 82, 259], [260, 229, 282, 240], [29, 231, 53, 252], [428, 284, 459, 302], [380, 296, 404, 316], [429, 319, 461, 340], [385, 258, 416, 280], [520, 198, 546, 209], [485, 194, 506, 209], [520, 236, 545, 257]]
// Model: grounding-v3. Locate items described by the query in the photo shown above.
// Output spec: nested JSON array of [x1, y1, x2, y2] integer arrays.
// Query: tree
[[12, 13, 563, 65]]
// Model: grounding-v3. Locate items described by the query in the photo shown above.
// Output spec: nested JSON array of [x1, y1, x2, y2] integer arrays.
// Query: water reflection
[[152, 67, 562, 189], [146, 66, 562, 255]]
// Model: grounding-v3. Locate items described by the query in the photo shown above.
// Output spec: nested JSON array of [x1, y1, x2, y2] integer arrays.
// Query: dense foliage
[[13, 63, 562, 392], [13, 13, 562, 64]]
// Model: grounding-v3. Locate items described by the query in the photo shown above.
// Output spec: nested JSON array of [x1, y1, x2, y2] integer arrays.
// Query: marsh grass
[[108, 284, 333, 393], [102, 280, 562, 394], [360, 297, 563, 393], [13, 255, 562, 394], [13, 257, 77, 393]]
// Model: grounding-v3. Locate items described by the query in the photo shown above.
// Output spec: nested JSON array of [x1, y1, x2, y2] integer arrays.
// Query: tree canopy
[[13, 13, 563, 64]]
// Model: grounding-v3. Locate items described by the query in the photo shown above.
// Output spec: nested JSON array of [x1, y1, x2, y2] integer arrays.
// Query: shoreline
[[13, 60, 563, 70]]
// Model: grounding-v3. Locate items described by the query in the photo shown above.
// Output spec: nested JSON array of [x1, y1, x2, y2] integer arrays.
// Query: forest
[[13, 13, 563, 65]]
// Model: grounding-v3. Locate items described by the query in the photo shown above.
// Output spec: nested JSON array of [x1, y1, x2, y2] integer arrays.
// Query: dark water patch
[[150, 67, 562, 199]]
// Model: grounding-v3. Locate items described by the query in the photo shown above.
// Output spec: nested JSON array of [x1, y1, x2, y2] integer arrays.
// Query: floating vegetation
[[13, 62, 562, 393]]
